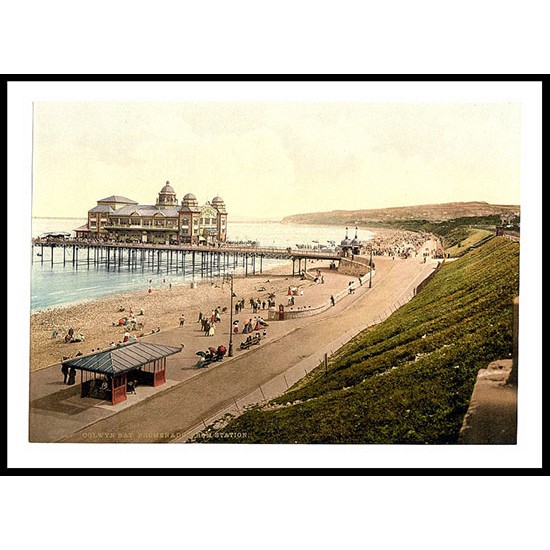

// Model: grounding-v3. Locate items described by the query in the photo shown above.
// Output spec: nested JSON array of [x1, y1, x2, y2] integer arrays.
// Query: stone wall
[[267, 270, 373, 321], [338, 256, 372, 278], [509, 296, 519, 386]]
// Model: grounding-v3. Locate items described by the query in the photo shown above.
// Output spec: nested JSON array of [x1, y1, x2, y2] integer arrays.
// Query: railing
[[415, 258, 445, 294], [31, 237, 342, 259], [267, 269, 374, 321], [176, 277, 418, 444]]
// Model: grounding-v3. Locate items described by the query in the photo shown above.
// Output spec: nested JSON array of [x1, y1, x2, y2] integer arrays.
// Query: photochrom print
[[28, 96, 522, 445]]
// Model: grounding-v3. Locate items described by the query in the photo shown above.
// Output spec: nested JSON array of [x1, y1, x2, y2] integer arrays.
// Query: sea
[[30, 217, 373, 312]]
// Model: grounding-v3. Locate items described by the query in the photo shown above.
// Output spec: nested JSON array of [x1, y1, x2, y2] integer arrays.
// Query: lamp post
[[228, 273, 234, 357], [369, 244, 373, 288]]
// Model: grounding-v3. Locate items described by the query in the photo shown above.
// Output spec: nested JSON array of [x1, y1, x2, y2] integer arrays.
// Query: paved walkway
[[30, 244, 440, 443]]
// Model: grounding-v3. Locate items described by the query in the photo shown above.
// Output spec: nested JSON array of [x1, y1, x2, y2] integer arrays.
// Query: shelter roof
[[62, 342, 182, 375]]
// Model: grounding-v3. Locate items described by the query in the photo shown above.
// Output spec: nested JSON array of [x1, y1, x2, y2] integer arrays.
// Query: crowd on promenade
[[369, 230, 435, 258]]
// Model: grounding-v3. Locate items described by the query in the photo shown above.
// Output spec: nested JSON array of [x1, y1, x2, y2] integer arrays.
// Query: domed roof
[[160, 181, 176, 194], [212, 196, 225, 203], [183, 193, 197, 201], [341, 238, 352, 247], [350, 238, 360, 246]]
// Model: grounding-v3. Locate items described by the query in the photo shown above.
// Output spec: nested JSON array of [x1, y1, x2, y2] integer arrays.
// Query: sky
[[32, 101, 521, 221]]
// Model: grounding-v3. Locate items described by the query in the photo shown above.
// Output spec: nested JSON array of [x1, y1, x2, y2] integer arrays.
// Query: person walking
[[208, 322, 216, 337], [61, 363, 69, 384], [179, 314, 185, 327], [67, 367, 77, 385]]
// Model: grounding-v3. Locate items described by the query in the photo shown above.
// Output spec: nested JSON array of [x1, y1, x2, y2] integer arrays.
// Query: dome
[[341, 238, 351, 247], [211, 195, 226, 213], [181, 192, 200, 212], [160, 181, 176, 194], [350, 238, 360, 246]]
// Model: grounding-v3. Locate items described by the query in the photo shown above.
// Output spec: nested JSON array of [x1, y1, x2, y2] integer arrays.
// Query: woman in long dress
[[208, 323, 216, 337]]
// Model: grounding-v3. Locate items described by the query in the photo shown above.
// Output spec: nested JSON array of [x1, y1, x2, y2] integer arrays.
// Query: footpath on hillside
[[30, 243, 440, 443]]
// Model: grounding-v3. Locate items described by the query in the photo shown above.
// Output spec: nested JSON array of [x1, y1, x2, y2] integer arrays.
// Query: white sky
[[32, 101, 521, 220]]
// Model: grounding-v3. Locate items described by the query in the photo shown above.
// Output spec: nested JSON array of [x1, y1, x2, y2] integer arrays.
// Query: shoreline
[[29, 262, 301, 372], [29, 226, 433, 373], [29, 259, 289, 315]]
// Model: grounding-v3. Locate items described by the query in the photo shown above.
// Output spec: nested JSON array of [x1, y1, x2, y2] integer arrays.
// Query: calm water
[[31, 217, 373, 311]]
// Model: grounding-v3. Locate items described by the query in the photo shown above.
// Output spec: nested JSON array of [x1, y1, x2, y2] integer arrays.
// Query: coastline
[[29, 263, 296, 372], [29, 226, 431, 373]]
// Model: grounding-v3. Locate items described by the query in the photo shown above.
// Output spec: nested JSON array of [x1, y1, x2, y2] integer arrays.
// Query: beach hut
[[61, 342, 182, 405]]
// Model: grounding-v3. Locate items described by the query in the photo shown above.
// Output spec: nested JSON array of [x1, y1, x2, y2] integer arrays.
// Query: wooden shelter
[[62, 342, 182, 405]]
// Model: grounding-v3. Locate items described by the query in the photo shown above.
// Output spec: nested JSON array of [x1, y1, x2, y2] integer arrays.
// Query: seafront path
[[30, 241, 440, 443]]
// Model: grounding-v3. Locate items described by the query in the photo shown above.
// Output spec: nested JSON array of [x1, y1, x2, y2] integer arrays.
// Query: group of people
[[313, 269, 325, 284], [367, 230, 433, 259], [233, 295, 276, 315], [196, 344, 227, 367], [61, 327, 86, 344], [233, 316, 268, 335], [240, 332, 262, 349], [199, 308, 223, 337], [60, 364, 77, 385], [287, 285, 304, 306]]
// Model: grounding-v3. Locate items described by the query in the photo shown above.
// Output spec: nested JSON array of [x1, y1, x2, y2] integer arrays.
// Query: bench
[[240, 336, 261, 350]]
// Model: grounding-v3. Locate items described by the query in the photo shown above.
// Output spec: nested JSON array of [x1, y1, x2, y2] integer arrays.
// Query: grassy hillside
[[445, 228, 494, 257], [198, 237, 519, 444]]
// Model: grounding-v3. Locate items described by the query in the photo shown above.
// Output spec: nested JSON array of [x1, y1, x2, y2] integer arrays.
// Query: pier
[[32, 238, 341, 277]]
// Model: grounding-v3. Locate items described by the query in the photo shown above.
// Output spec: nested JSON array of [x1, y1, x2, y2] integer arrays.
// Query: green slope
[[199, 237, 520, 444]]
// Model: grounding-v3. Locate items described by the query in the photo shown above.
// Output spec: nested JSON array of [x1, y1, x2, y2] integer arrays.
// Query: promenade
[[29, 241, 440, 443]]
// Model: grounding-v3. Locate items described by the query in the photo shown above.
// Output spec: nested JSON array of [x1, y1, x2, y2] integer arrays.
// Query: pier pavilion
[[75, 182, 228, 245], [338, 227, 364, 257]]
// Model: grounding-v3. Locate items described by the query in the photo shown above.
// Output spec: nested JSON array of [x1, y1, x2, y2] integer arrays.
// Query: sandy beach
[[29, 263, 302, 372], [29, 228, 438, 372]]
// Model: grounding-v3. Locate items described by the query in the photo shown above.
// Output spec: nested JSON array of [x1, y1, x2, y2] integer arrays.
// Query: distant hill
[[281, 202, 520, 226]]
